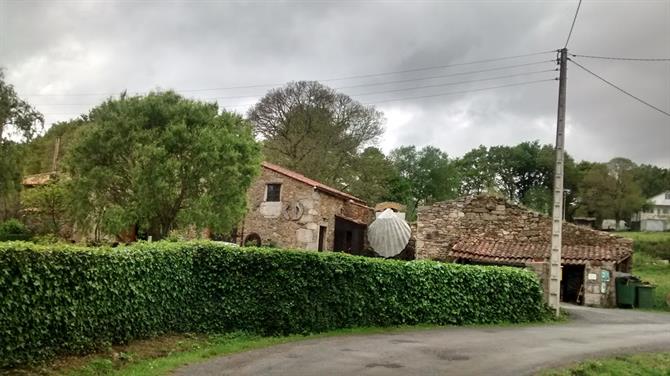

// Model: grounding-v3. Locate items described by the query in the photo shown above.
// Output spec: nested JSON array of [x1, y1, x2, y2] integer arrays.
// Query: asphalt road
[[174, 305, 670, 376]]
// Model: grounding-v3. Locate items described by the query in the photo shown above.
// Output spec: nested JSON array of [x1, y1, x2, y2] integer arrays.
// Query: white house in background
[[632, 191, 670, 232]]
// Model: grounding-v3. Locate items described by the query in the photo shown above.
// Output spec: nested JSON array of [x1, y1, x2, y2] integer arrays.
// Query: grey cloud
[[1, 0, 668, 166]]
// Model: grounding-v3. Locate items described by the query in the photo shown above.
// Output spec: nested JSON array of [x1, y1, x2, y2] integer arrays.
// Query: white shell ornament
[[368, 208, 411, 258]]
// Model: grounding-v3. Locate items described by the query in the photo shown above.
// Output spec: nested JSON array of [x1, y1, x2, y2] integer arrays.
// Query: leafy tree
[[632, 164, 670, 198], [64, 91, 261, 240], [345, 147, 398, 205], [247, 81, 384, 186], [388, 145, 459, 219], [576, 159, 645, 225], [606, 158, 646, 223], [21, 118, 86, 175], [21, 180, 69, 236], [0, 69, 44, 220], [0, 69, 44, 142], [454, 145, 495, 195]]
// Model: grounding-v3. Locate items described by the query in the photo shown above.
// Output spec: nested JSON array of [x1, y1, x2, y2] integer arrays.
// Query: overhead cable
[[569, 58, 670, 118]]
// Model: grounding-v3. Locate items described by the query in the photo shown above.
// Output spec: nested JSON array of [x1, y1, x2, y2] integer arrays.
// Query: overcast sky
[[1, 0, 669, 166]]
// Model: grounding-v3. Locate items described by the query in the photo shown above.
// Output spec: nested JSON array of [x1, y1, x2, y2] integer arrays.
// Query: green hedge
[[0, 241, 547, 368]]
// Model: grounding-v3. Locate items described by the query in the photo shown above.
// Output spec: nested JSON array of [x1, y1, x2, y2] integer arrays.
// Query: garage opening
[[334, 216, 366, 255], [561, 264, 585, 304]]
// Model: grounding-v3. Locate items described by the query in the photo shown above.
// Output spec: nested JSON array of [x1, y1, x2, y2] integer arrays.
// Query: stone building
[[237, 161, 374, 253], [416, 194, 634, 307]]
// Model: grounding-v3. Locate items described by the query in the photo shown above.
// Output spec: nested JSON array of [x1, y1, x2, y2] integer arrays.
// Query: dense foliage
[[63, 91, 261, 240], [0, 241, 546, 367], [1, 70, 44, 220], [0, 219, 31, 241]]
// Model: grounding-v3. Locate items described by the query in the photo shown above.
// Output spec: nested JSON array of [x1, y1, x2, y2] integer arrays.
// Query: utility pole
[[549, 48, 568, 317]]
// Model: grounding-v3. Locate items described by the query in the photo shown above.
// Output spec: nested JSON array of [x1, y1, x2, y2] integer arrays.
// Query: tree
[[21, 180, 69, 236], [454, 145, 495, 195], [633, 164, 670, 198], [345, 147, 398, 205], [607, 158, 646, 224], [247, 81, 384, 186], [576, 159, 645, 226], [64, 91, 261, 240], [0, 69, 44, 142], [388, 145, 459, 219], [0, 69, 44, 220]]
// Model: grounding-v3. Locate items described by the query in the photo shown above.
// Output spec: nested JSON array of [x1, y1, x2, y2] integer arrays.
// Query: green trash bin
[[616, 277, 637, 308], [636, 284, 656, 309]]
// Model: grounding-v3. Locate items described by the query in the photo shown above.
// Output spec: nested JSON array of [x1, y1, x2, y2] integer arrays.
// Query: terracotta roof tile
[[451, 239, 633, 265], [261, 161, 366, 204]]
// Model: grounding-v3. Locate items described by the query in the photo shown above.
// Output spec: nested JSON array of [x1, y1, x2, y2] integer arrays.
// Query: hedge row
[[0, 241, 547, 368]]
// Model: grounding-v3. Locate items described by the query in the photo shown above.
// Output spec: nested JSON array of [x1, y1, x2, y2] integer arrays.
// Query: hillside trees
[[64, 91, 261, 240], [0, 69, 44, 220], [247, 81, 384, 186]]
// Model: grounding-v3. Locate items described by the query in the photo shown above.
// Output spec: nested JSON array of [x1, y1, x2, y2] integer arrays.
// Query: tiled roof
[[451, 239, 633, 265], [21, 172, 57, 187], [261, 161, 366, 204]]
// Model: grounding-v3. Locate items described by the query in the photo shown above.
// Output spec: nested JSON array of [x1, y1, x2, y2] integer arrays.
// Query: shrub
[[0, 219, 31, 241], [0, 241, 546, 368]]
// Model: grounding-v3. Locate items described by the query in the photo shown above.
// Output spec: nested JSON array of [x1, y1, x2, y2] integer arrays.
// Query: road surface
[[174, 305, 670, 375]]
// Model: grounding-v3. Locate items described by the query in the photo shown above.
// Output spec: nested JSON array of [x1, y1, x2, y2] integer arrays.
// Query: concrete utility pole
[[549, 48, 568, 317]]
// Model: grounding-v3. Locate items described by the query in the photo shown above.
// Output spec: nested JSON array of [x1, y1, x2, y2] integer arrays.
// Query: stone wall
[[240, 167, 372, 251], [415, 194, 631, 308], [416, 194, 632, 261]]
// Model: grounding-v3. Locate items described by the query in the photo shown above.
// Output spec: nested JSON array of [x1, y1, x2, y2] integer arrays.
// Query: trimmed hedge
[[0, 241, 547, 367]]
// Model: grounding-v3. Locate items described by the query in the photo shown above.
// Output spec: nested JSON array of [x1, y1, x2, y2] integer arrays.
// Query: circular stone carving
[[282, 201, 304, 221]]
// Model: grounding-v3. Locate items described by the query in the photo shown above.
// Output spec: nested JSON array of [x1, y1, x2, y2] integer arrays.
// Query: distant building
[[237, 162, 374, 253], [632, 191, 670, 232]]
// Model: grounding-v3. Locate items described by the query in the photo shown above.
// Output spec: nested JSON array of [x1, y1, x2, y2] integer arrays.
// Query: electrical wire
[[565, 0, 582, 48], [34, 62, 556, 106], [40, 78, 558, 116], [570, 53, 670, 62], [362, 78, 557, 105], [569, 58, 670, 118], [24, 51, 556, 98]]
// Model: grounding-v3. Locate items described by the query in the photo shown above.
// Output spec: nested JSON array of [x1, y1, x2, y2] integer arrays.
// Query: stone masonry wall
[[241, 167, 371, 251], [415, 194, 632, 261]]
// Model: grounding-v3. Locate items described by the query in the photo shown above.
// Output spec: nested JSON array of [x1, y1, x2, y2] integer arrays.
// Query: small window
[[266, 184, 281, 202]]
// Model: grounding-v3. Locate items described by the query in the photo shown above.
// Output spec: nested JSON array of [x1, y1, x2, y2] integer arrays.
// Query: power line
[[569, 58, 670, 118], [40, 78, 558, 116], [24, 50, 555, 98], [362, 78, 556, 105], [564, 0, 582, 48], [34, 62, 556, 106], [349, 69, 556, 97], [570, 53, 670, 62]]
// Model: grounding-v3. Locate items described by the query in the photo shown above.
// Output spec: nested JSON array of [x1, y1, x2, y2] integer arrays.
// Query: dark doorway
[[334, 216, 366, 255], [561, 264, 585, 304], [318, 226, 327, 252]]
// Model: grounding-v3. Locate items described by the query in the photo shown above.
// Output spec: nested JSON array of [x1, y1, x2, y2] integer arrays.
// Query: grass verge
[[538, 352, 670, 376], [615, 231, 670, 312], [4, 314, 566, 376]]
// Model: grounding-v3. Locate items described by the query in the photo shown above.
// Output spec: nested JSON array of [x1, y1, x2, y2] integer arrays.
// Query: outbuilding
[[416, 194, 634, 307]]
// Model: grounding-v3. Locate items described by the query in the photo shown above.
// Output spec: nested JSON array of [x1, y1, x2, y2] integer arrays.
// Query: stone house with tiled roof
[[234, 161, 374, 253], [416, 194, 634, 307]]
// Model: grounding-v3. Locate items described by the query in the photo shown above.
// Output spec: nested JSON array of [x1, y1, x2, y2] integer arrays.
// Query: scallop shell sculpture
[[368, 208, 411, 258]]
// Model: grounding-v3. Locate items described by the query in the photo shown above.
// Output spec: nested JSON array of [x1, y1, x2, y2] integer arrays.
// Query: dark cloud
[[1, 0, 668, 166]]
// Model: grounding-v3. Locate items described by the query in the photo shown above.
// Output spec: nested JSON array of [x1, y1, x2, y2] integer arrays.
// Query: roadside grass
[[615, 231, 670, 312], [538, 352, 670, 376], [4, 314, 566, 376]]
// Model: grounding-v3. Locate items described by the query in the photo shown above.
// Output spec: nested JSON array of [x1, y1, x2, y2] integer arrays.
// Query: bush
[[0, 219, 31, 241], [0, 241, 546, 368]]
